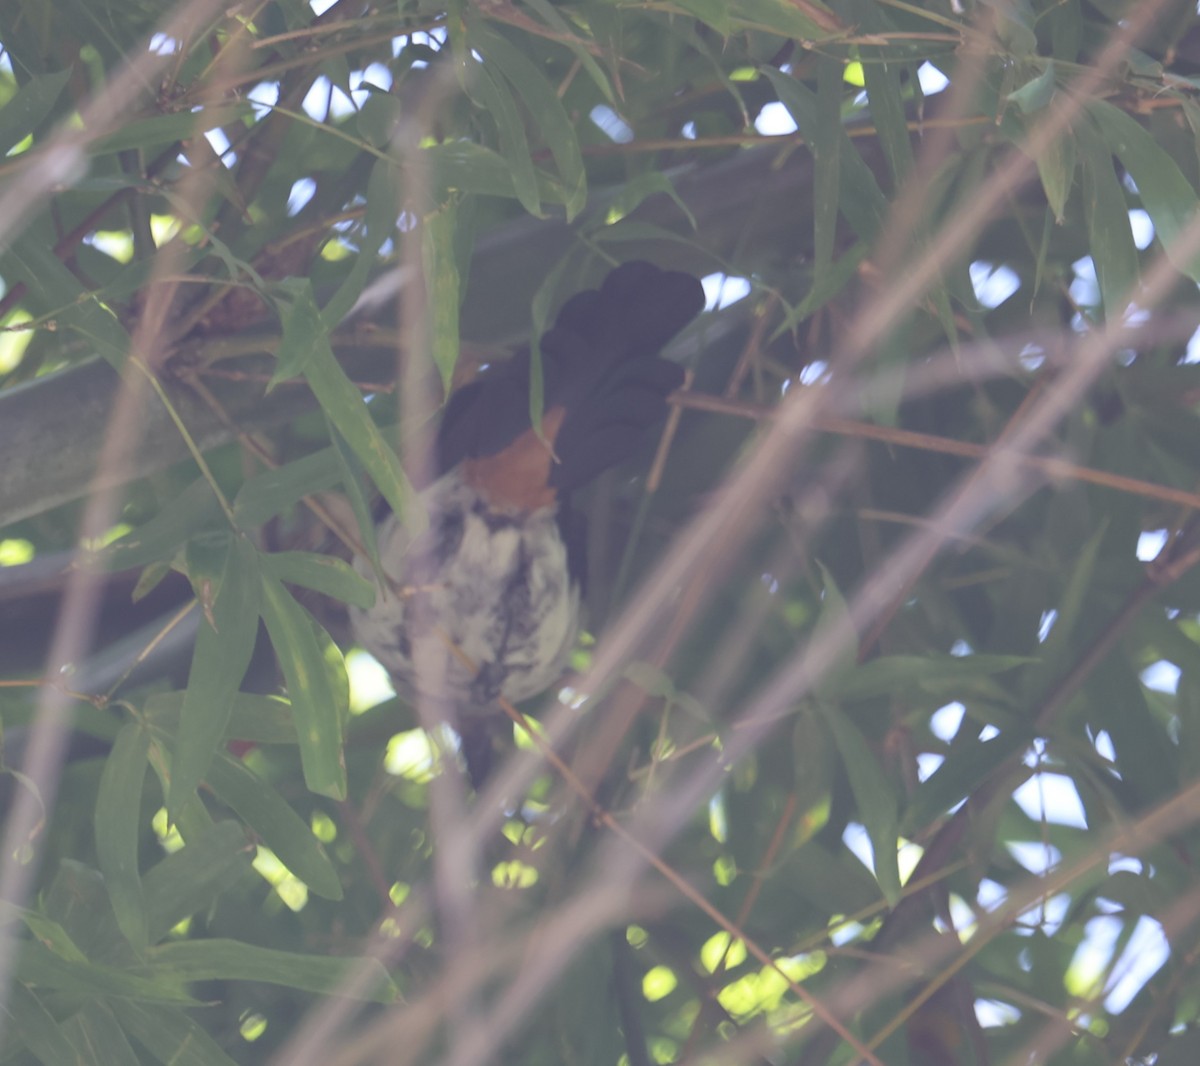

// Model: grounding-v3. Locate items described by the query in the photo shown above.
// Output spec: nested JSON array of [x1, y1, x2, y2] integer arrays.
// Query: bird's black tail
[[436, 261, 705, 490]]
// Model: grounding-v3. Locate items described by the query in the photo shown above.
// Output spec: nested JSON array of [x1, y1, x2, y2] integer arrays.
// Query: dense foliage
[[5, 0, 1200, 1063]]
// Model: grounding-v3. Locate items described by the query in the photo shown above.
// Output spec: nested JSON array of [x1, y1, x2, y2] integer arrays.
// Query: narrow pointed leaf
[[1088, 99, 1200, 281], [818, 701, 902, 906], [148, 939, 397, 1001], [473, 27, 586, 219], [143, 821, 253, 944], [423, 201, 462, 392], [88, 477, 222, 572], [231, 447, 341, 528], [95, 721, 151, 951], [63, 1002, 140, 1066], [276, 278, 418, 528], [261, 550, 375, 609], [6, 982, 79, 1066], [110, 1001, 238, 1066], [259, 571, 348, 800], [204, 751, 342, 899], [169, 536, 260, 822], [0, 70, 70, 156], [465, 62, 541, 217], [1076, 117, 1139, 319]]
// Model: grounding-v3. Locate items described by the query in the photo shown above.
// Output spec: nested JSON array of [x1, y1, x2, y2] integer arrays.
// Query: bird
[[349, 260, 706, 786]]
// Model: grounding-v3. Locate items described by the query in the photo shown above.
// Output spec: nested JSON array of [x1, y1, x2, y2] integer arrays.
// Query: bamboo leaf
[[274, 277, 418, 528], [231, 447, 342, 529], [95, 721, 151, 951], [817, 700, 901, 906], [322, 157, 401, 327], [1076, 117, 1139, 319], [63, 1002, 140, 1066], [110, 1001, 239, 1066], [90, 104, 253, 155], [1088, 99, 1200, 281], [464, 61, 542, 217], [89, 477, 222, 572], [423, 200, 462, 393], [169, 535, 260, 822], [813, 55, 842, 273], [761, 68, 887, 241], [143, 821, 252, 944], [6, 982, 80, 1066], [145, 691, 298, 746], [1007, 60, 1057, 114], [261, 549, 375, 609], [1034, 125, 1076, 224], [472, 27, 587, 220], [205, 751, 342, 899], [6, 234, 133, 367], [0, 70, 70, 157], [147, 939, 397, 1001], [259, 571, 347, 801]]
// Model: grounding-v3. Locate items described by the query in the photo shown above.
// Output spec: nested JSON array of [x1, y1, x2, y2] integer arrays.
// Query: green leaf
[[146, 939, 398, 1001], [423, 200, 462, 393], [260, 549, 375, 609], [672, 0, 731, 35], [204, 751, 343, 899], [1076, 116, 1139, 319], [110, 1001, 239, 1066], [1087, 99, 1200, 281], [465, 61, 542, 217], [425, 140, 526, 201], [603, 172, 696, 230], [775, 242, 868, 335], [6, 982, 80, 1066], [16, 937, 195, 1004], [329, 423, 384, 581], [859, 56, 913, 191], [906, 729, 1026, 832], [1007, 60, 1057, 114], [275, 277, 419, 527], [1022, 524, 1106, 701], [322, 157, 400, 327], [527, 263, 562, 434], [89, 103, 254, 155], [63, 1002, 140, 1066], [812, 55, 842, 274], [761, 68, 887, 241], [0, 70, 71, 157], [791, 703, 834, 815], [6, 234, 133, 367], [19, 912, 88, 965], [95, 721, 151, 951], [143, 821, 253, 944], [520, 0, 616, 103], [811, 562, 857, 697], [472, 27, 587, 220], [836, 654, 1031, 703], [1033, 125, 1076, 224], [1087, 656, 1178, 810], [817, 700, 901, 906], [89, 477, 222, 572], [169, 536, 260, 822], [259, 571, 347, 800], [145, 691, 298, 745], [730, 0, 840, 37], [231, 447, 342, 528]]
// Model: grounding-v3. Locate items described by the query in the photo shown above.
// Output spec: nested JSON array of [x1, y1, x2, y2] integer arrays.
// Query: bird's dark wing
[[435, 260, 704, 486]]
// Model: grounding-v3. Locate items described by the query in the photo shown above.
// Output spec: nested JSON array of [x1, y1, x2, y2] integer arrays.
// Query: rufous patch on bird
[[462, 405, 566, 512]]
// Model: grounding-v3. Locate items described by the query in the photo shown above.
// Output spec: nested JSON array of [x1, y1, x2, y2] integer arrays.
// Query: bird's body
[[352, 466, 580, 709], [349, 261, 705, 783]]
